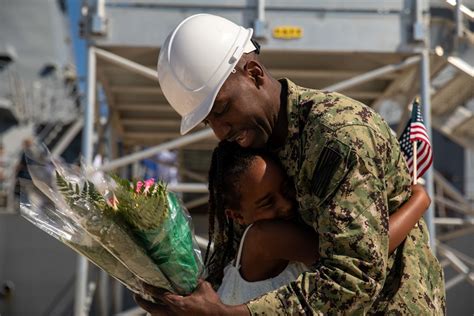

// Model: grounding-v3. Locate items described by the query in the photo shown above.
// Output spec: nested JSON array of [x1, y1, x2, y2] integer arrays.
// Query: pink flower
[[135, 181, 143, 193], [107, 193, 119, 210], [143, 178, 155, 195]]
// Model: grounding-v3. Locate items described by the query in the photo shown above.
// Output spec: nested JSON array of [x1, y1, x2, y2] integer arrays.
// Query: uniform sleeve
[[385, 134, 412, 213], [246, 126, 392, 315]]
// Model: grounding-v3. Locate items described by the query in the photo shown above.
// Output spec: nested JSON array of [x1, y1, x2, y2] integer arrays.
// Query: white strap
[[235, 224, 253, 268]]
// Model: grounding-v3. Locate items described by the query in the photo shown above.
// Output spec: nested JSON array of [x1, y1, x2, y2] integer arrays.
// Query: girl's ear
[[225, 208, 244, 225]]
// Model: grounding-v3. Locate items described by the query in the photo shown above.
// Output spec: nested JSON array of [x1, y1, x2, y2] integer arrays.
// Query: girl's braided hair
[[205, 141, 266, 287]]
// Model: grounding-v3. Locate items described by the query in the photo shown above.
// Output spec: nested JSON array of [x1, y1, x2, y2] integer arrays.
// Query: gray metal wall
[[444, 235, 474, 315], [0, 0, 72, 88], [0, 215, 77, 316], [92, 0, 424, 53], [0, 0, 81, 314], [0, 220, 6, 292]]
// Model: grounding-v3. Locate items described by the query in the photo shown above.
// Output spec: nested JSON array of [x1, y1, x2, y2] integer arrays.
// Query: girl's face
[[226, 156, 296, 225]]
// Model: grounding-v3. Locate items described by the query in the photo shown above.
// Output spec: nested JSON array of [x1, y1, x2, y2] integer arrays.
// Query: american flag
[[399, 100, 433, 180]]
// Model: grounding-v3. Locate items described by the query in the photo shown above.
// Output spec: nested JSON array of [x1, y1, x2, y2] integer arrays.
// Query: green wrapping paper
[[113, 176, 203, 295], [134, 192, 201, 294]]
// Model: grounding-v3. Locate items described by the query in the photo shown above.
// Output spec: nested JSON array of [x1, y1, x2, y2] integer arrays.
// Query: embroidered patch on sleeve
[[311, 146, 343, 198]]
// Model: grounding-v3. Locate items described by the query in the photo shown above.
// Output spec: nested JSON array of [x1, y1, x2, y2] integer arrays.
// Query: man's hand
[[134, 280, 250, 316], [134, 293, 172, 316]]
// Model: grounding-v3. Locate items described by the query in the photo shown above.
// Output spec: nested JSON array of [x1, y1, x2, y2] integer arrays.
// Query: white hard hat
[[157, 14, 257, 135]]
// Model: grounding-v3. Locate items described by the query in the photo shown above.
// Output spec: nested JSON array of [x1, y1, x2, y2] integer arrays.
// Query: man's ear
[[244, 60, 264, 88], [225, 208, 244, 225]]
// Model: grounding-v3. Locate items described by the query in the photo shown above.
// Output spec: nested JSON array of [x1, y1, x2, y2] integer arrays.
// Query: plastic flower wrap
[[19, 181, 151, 300], [20, 144, 204, 296]]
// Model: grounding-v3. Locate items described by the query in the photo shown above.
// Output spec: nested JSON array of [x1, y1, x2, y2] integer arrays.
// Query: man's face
[[203, 67, 274, 148]]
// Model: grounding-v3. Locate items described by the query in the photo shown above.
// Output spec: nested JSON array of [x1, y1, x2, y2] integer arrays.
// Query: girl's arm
[[388, 184, 430, 253], [240, 185, 430, 281], [240, 219, 319, 281]]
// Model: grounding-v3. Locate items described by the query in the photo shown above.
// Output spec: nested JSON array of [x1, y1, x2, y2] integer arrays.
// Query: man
[[136, 14, 445, 315]]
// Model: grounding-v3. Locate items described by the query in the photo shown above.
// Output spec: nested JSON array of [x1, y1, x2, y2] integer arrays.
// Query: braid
[[222, 215, 234, 269], [214, 144, 227, 248], [204, 148, 218, 264], [205, 141, 269, 287], [206, 142, 232, 286]]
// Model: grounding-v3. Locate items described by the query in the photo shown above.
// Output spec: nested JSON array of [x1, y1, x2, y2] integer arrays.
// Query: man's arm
[[241, 185, 428, 282], [246, 125, 401, 315]]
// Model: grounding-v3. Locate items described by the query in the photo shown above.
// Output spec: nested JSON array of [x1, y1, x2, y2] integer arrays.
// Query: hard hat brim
[[179, 36, 257, 135], [180, 85, 221, 135]]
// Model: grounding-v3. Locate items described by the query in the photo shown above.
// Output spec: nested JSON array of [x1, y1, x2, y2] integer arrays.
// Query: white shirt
[[217, 224, 308, 305]]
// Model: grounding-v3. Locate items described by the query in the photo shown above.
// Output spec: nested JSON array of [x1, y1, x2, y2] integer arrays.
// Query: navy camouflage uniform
[[246, 79, 445, 315]]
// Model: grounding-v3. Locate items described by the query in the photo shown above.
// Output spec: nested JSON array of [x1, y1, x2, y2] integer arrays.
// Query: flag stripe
[[398, 102, 433, 182], [418, 155, 433, 179], [418, 156, 432, 177], [418, 146, 432, 171], [417, 151, 431, 173], [410, 128, 429, 137]]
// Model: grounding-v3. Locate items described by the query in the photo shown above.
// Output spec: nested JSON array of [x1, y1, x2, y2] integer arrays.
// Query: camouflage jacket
[[246, 79, 445, 315]]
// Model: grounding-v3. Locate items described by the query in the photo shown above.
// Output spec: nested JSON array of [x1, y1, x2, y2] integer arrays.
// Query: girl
[[205, 141, 430, 305]]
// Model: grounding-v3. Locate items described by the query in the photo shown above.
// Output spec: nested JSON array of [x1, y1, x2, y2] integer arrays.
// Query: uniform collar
[[274, 78, 303, 178], [282, 78, 301, 136]]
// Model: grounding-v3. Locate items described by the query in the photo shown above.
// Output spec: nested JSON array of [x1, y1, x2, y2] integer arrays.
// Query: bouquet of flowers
[[20, 144, 204, 298], [20, 180, 148, 297]]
